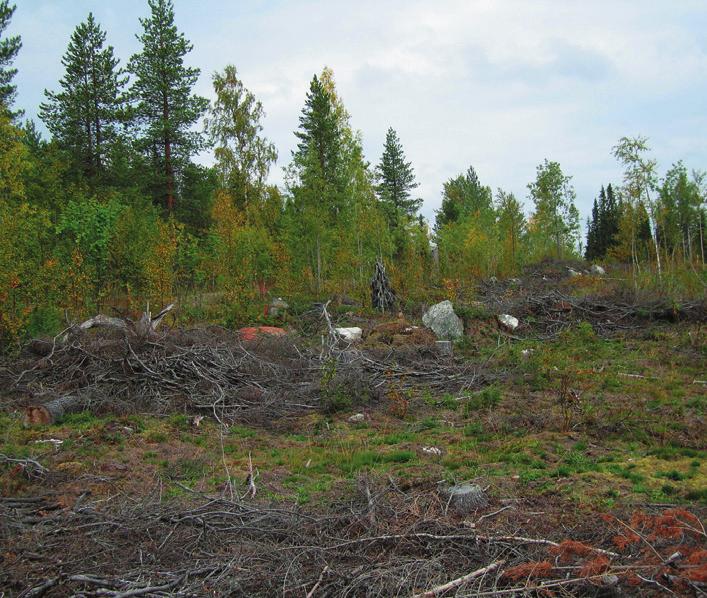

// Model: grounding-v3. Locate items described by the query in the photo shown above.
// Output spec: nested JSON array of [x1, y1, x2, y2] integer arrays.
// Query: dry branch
[[412, 560, 505, 598]]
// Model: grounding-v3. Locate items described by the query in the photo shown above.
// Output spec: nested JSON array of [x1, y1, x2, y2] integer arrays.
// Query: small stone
[[568, 268, 581, 277], [591, 264, 606, 275], [271, 297, 289, 309], [348, 413, 365, 423], [269, 297, 289, 317], [497, 314, 519, 331]]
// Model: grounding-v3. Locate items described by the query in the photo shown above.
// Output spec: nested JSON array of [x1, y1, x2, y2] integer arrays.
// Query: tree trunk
[[163, 93, 174, 212], [316, 236, 322, 295], [645, 189, 662, 281]]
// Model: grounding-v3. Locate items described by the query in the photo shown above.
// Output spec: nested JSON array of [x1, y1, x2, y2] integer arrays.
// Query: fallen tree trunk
[[59, 303, 175, 344], [24, 395, 82, 426]]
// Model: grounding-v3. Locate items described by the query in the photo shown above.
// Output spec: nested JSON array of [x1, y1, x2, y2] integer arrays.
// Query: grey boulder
[[422, 300, 464, 340]]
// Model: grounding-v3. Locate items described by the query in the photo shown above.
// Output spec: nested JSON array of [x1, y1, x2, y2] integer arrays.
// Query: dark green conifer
[[40, 13, 126, 182], [128, 0, 208, 211]]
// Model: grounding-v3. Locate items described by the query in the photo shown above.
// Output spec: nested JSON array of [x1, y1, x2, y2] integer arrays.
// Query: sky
[[10, 0, 707, 226]]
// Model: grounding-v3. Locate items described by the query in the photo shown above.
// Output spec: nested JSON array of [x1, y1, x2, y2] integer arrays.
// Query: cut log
[[24, 395, 83, 426]]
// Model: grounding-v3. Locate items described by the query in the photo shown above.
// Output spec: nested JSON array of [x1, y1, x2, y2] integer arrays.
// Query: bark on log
[[24, 395, 82, 426]]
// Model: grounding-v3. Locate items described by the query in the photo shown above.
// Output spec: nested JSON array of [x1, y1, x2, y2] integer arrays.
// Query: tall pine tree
[[40, 13, 126, 183], [0, 1, 21, 116], [128, 0, 208, 212], [375, 127, 420, 230]]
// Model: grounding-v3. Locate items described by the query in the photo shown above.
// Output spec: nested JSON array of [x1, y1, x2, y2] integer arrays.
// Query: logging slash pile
[[3, 307, 494, 427]]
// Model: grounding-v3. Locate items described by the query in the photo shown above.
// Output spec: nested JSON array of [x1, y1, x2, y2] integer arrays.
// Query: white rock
[[335, 327, 362, 342], [497, 314, 519, 331], [422, 446, 443, 456], [568, 268, 581, 277], [348, 413, 365, 423], [33, 438, 63, 447], [591, 264, 606, 275], [422, 301, 464, 340]]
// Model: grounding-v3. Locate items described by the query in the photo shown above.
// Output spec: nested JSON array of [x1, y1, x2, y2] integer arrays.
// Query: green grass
[[463, 385, 502, 414]]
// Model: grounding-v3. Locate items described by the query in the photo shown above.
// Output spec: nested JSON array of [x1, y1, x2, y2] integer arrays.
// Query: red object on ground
[[238, 326, 287, 342]]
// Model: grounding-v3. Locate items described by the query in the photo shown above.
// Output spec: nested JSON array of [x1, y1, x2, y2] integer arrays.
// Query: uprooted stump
[[63, 303, 175, 343]]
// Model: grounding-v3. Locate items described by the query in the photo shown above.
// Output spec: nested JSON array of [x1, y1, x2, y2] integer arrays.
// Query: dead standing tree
[[371, 260, 397, 313]]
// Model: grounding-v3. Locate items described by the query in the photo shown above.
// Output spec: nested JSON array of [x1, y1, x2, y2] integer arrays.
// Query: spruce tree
[[0, 1, 21, 116], [40, 13, 126, 182], [128, 0, 208, 212], [585, 185, 621, 260], [293, 74, 341, 192], [585, 198, 599, 260], [375, 127, 420, 229], [496, 189, 526, 270], [605, 184, 619, 245]]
